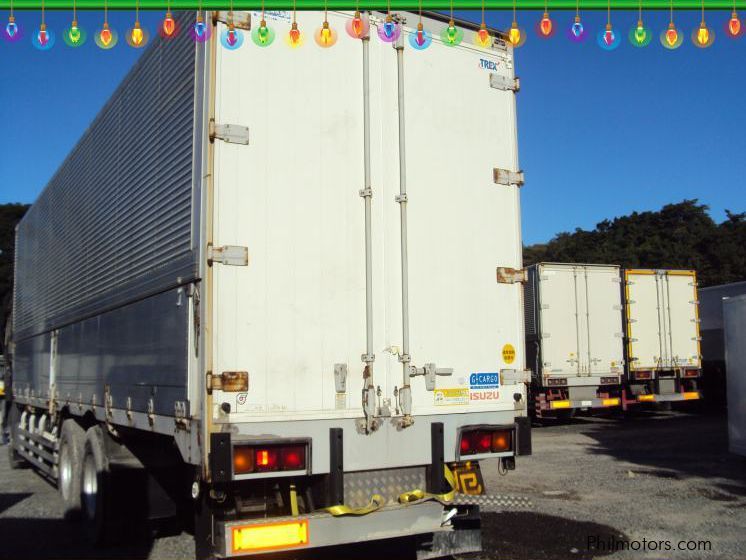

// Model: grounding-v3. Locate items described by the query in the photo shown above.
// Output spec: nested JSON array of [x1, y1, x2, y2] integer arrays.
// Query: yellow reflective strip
[[638, 394, 655, 402], [602, 398, 620, 406], [683, 391, 700, 400], [550, 400, 571, 409]]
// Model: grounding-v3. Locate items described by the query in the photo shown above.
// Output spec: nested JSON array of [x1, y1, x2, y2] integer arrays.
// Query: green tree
[[524, 200, 746, 287]]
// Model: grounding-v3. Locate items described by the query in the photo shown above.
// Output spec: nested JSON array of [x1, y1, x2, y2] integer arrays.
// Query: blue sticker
[[470, 372, 500, 389]]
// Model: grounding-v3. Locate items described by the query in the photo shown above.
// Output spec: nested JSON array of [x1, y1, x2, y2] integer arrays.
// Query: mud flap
[[416, 505, 482, 560]]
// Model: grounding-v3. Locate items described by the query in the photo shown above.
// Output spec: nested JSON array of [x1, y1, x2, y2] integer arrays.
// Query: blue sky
[[1, 9, 744, 244]]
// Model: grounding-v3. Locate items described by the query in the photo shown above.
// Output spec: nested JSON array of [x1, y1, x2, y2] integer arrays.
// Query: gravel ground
[[1, 410, 744, 560]]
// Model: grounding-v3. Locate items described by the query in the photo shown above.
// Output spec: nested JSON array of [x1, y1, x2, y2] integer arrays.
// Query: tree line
[[524, 200, 746, 288]]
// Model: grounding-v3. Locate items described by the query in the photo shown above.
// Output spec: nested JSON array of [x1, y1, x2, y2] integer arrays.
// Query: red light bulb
[[540, 12, 552, 36], [729, 12, 741, 36], [352, 10, 363, 36], [415, 22, 425, 46], [163, 12, 176, 36], [289, 22, 301, 45], [604, 24, 614, 45], [665, 23, 678, 46], [100, 23, 112, 46]]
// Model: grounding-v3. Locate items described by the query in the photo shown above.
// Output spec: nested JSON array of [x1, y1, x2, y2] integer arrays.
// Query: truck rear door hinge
[[493, 168, 525, 187], [207, 244, 249, 267], [496, 266, 527, 284], [209, 120, 250, 145], [490, 73, 520, 92], [213, 10, 251, 29]]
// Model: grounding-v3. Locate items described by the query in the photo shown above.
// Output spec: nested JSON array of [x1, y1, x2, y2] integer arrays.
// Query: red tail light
[[460, 429, 513, 456], [233, 444, 307, 475]]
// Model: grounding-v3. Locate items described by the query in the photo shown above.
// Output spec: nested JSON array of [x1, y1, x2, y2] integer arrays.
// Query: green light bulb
[[634, 24, 646, 43], [69, 24, 81, 43]]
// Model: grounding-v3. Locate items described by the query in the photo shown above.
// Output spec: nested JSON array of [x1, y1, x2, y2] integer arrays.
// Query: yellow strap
[[289, 484, 300, 516], [398, 465, 456, 505], [325, 494, 385, 517]]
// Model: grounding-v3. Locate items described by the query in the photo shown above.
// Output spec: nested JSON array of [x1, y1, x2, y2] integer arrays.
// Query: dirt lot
[[1, 410, 744, 560]]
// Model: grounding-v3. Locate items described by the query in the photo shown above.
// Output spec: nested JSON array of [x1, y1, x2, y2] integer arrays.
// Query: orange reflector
[[550, 400, 571, 409], [491, 430, 512, 452], [232, 520, 309, 553], [233, 447, 254, 475], [638, 394, 655, 402], [683, 391, 700, 400], [602, 398, 620, 407]]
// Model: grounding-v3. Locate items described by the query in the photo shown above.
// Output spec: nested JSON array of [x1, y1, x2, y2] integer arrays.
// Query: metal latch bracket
[[493, 168, 525, 187], [410, 363, 453, 391], [490, 73, 520, 92], [207, 244, 249, 266], [496, 266, 527, 284], [209, 121, 250, 145]]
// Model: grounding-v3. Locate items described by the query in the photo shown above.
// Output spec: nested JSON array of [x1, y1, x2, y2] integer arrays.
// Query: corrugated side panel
[[524, 265, 538, 337], [14, 12, 199, 340]]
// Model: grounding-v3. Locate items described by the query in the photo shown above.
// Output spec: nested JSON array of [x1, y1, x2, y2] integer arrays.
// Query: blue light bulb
[[194, 20, 206, 38], [6, 20, 18, 38], [384, 20, 395, 38], [572, 21, 584, 37]]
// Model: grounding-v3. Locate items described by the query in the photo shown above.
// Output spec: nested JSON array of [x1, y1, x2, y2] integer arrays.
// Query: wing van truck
[[6, 10, 531, 559]]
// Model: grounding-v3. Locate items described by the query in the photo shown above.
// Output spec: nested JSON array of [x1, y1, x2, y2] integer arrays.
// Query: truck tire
[[81, 424, 111, 545], [59, 419, 85, 520]]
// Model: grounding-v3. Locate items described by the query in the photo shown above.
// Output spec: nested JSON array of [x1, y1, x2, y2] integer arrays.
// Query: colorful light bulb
[[194, 18, 206, 38], [377, 14, 401, 42], [665, 23, 678, 46], [227, 25, 237, 46], [415, 22, 426, 46], [508, 22, 521, 46], [6, 16, 18, 38], [728, 12, 741, 36], [345, 10, 369, 39], [101, 26, 112, 45], [440, 19, 463, 46], [603, 24, 613, 45], [130, 22, 143, 45], [634, 21, 646, 43], [475, 22, 491, 47], [288, 21, 302, 47], [408, 21, 431, 49], [68, 22, 81, 43], [252, 19, 275, 46], [162, 11, 176, 36], [696, 22, 709, 45], [314, 19, 338, 47], [539, 12, 552, 36], [37, 23, 48, 46], [568, 15, 586, 42]]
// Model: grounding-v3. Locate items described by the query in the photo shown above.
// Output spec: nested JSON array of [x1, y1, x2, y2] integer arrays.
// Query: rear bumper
[[543, 397, 621, 411], [216, 501, 447, 557], [636, 391, 700, 403]]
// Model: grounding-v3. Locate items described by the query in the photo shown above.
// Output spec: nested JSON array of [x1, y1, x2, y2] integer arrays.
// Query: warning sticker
[[434, 388, 470, 406], [502, 344, 516, 364]]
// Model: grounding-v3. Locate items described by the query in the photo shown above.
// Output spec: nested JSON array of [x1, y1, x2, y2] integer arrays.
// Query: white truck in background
[[724, 295, 746, 457], [524, 263, 624, 417], [622, 269, 702, 406], [7, 10, 530, 559]]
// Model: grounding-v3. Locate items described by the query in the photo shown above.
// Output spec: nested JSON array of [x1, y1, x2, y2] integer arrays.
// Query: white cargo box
[[525, 263, 624, 384], [624, 269, 701, 372]]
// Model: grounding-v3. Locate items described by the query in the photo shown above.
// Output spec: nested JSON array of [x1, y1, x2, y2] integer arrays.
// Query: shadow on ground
[[579, 411, 746, 498]]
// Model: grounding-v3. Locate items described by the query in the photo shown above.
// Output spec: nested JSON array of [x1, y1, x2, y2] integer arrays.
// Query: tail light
[[234, 444, 307, 475], [634, 371, 652, 380], [460, 429, 513, 456], [683, 369, 700, 378]]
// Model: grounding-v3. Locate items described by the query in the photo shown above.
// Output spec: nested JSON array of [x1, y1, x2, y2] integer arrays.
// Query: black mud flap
[[416, 505, 482, 560]]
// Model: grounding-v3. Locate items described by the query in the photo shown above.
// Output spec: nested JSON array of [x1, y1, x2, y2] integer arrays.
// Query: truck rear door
[[625, 270, 663, 371], [663, 271, 701, 369], [585, 266, 624, 376], [538, 264, 583, 377], [377, 16, 525, 415]]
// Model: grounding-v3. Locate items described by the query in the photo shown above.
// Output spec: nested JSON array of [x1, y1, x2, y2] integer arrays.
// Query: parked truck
[[524, 263, 624, 417], [6, 9, 531, 559], [699, 281, 746, 409], [622, 269, 702, 406], [724, 294, 746, 457]]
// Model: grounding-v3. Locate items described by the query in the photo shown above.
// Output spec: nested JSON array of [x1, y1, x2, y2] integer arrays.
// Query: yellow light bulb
[[697, 23, 709, 45], [508, 23, 521, 46], [131, 22, 143, 45]]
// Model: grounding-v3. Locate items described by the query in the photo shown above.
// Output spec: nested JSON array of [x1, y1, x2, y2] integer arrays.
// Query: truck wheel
[[59, 419, 85, 519], [81, 424, 111, 545]]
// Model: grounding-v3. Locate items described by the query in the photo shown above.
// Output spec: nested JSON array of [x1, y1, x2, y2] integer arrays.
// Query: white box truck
[[6, 10, 530, 559], [623, 269, 702, 405], [524, 263, 624, 416], [724, 294, 746, 457]]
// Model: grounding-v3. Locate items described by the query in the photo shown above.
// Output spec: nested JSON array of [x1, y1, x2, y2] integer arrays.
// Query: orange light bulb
[[289, 22, 301, 45], [100, 23, 112, 46], [476, 23, 490, 46], [665, 24, 678, 46], [352, 10, 363, 35]]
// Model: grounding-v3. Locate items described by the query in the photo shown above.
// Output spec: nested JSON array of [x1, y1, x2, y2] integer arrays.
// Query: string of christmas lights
[[2, 6, 743, 49]]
